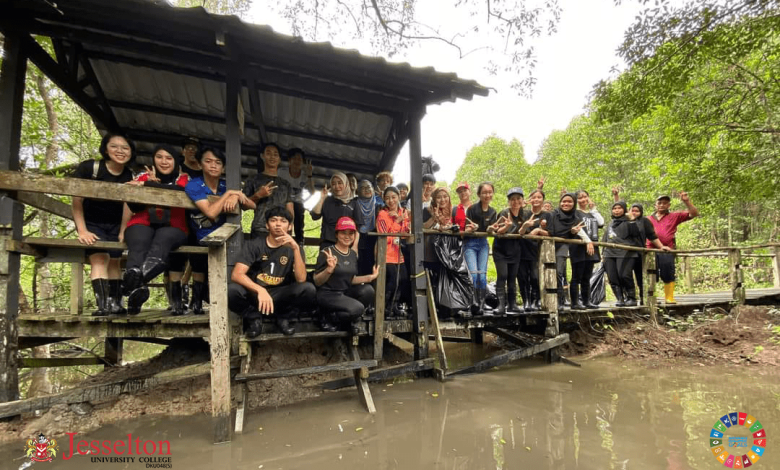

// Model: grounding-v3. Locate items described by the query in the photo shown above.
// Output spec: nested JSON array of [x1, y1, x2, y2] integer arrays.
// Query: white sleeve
[[591, 209, 605, 226], [577, 231, 592, 243]]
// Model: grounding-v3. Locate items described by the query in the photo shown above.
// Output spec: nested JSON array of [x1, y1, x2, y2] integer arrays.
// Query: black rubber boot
[[91, 279, 111, 317], [320, 312, 338, 332], [507, 288, 522, 314], [520, 283, 531, 312], [570, 284, 586, 310], [478, 288, 493, 316], [557, 286, 568, 311], [245, 317, 263, 339], [182, 283, 190, 308], [169, 280, 186, 316], [127, 286, 149, 315], [122, 267, 143, 296], [470, 288, 481, 317], [108, 279, 127, 315], [277, 318, 295, 336], [164, 276, 172, 312], [141, 257, 167, 283], [612, 286, 625, 307], [495, 286, 507, 315], [563, 285, 571, 307], [350, 316, 362, 336], [623, 287, 638, 307], [189, 281, 206, 315], [527, 283, 539, 312]]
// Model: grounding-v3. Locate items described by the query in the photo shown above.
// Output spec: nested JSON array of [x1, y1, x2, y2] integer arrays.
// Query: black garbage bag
[[485, 282, 499, 309], [432, 234, 474, 310], [590, 263, 606, 305]]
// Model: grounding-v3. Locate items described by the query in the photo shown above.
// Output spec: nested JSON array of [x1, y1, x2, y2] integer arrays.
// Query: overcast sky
[[249, 0, 645, 185]]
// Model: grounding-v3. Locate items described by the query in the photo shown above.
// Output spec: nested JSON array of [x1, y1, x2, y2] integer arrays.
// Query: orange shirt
[[376, 208, 410, 264]]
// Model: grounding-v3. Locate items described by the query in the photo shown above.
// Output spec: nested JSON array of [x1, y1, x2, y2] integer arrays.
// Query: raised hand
[[257, 288, 274, 315], [537, 176, 545, 190], [257, 180, 278, 199], [588, 197, 595, 210], [275, 234, 298, 249], [522, 214, 537, 228], [144, 165, 160, 183], [679, 191, 690, 203], [305, 159, 314, 177], [320, 184, 330, 199], [325, 248, 337, 273]]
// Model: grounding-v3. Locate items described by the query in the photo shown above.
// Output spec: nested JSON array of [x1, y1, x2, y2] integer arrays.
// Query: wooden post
[[540, 240, 558, 363], [772, 247, 780, 289], [70, 262, 84, 315], [103, 338, 123, 368], [234, 339, 252, 434], [208, 241, 231, 444], [0, 31, 26, 406], [373, 237, 387, 360], [350, 336, 376, 414], [223, 72, 242, 270], [682, 257, 694, 294], [644, 253, 658, 327], [426, 271, 448, 379], [407, 111, 429, 361], [729, 248, 746, 305]]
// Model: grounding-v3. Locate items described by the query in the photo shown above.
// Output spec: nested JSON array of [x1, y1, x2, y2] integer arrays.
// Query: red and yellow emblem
[[25, 433, 59, 463]]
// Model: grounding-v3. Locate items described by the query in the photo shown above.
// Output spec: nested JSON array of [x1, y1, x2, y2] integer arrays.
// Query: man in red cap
[[452, 181, 472, 231], [647, 192, 699, 303]]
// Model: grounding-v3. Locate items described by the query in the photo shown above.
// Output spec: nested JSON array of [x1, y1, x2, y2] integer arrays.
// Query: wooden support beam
[[20, 356, 105, 368], [447, 334, 569, 376], [234, 340, 253, 434], [69, 262, 84, 315], [246, 80, 269, 144], [426, 270, 447, 377], [207, 240, 231, 444], [0, 362, 211, 418], [729, 249, 746, 305], [234, 359, 378, 382], [104, 338, 123, 367], [16, 191, 73, 220], [683, 257, 694, 293], [644, 253, 658, 326], [349, 336, 376, 414], [773, 248, 780, 289], [539, 239, 559, 363], [18, 318, 211, 339], [483, 326, 542, 347], [19, 337, 77, 349], [318, 358, 435, 390], [374, 238, 387, 360]]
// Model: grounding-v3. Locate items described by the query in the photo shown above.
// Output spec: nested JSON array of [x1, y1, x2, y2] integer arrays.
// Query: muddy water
[[4, 352, 779, 470]]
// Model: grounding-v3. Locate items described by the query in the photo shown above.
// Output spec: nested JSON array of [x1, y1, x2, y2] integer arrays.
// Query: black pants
[[494, 259, 519, 295], [604, 257, 636, 294], [317, 284, 374, 322], [292, 201, 305, 244], [228, 282, 316, 319], [656, 253, 676, 283], [570, 260, 595, 304], [385, 262, 411, 307], [518, 259, 538, 301], [125, 225, 187, 271], [556, 256, 569, 288], [358, 235, 377, 276], [633, 255, 644, 301]]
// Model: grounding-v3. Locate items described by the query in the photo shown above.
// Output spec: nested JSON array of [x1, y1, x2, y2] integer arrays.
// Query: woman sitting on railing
[[517, 189, 551, 312], [314, 217, 379, 335], [311, 172, 363, 251], [122, 145, 190, 315], [72, 132, 135, 317], [376, 186, 411, 318], [548, 193, 595, 310], [185, 147, 255, 315], [602, 201, 641, 307]]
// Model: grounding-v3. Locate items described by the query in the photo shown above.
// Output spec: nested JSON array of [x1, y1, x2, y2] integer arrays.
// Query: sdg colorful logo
[[709, 412, 767, 467]]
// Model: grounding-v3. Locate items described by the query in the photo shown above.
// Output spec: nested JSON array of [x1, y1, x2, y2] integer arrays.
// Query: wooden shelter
[[0, 0, 489, 443]]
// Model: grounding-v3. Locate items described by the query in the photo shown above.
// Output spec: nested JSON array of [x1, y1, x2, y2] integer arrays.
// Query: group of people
[[72, 132, 698, 338]]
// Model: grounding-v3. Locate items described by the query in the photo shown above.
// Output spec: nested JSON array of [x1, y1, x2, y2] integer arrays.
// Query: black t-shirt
[[243, 173, 293, 235], [570, 210, 601, 263], [239, 237, 296, 288], [312, 197, 364, 244], [466, 204, 497, 232], [638, 217, 658, 244], [602, 218, 641, 258], [492, 208, 525, 262], [520, 210, 552, 261], [315, 246, 358, 292], [180, 163, 203, 180], [73, 159, 133, 225]]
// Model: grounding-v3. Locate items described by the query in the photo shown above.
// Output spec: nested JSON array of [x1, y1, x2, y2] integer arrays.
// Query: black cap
[[507, 187, 524, 198], [656, 194, 671, 202]]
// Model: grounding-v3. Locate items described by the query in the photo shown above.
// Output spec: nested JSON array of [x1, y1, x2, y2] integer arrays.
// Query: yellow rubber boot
[[664, 282, 677, 304]]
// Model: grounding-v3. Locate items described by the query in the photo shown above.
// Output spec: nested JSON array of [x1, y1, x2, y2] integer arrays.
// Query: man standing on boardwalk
[[647, 192, 699, 304]]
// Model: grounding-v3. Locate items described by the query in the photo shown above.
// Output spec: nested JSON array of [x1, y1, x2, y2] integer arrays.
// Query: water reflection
[[2, 356, 778, 469]]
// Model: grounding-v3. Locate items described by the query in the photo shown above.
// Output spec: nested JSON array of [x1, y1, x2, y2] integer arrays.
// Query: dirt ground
[[560, 304, 780, 366]]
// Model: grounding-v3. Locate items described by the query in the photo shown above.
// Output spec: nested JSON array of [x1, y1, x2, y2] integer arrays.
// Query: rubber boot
[[664, 281, 677, 304], [570, 283, 586, 310], [141, 257, 167, 284], [127, 285, 149, 315], [520, 283, 531, 312], [582, 287, 599, 310], [557, 286, 568, 311], [122, 267, 142, 296], [469, 288, 481, 317], [169, 280, 186, 316], [623, 286, 638, 307], [495, 286, 507, 315], [108, 279, 127, 315], [350, 316, 362, 336], [320, 311, 338, 332], [277, 317, 295, 336], [507, 287, 522, 314], [612, 285, 625, 307], [530, 283, 541, 312], [164, 276, 172, 312], [189, 281, 206, 315], [91, 279, 111, 317], [243, 313, 263, 338], [478, 288, 493, 316], [182, 283, 190, 308], [563, 284, 571, 307]]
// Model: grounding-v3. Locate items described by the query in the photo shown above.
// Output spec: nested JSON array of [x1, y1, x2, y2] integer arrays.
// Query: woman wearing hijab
[[572, 190, 603, 309], [517, 189, 552, 312], [602, 201, 641, 307], [356, 179, 380, 275], [629, 203, 672, 304], [376, 186, 411, 317], [311, 172, 364, 251], [548, 193, 595, 310], [123, 145, 191, 315]]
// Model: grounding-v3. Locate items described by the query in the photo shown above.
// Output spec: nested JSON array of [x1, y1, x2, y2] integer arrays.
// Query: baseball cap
[[335, 217, 357, 232], [456, 182, 470, 191], [507, 187, 524, 197], [656, 195, 671, 202]]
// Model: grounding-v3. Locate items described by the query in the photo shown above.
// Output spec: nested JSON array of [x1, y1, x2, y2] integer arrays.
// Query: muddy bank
[[561, 304, 780, 366], [0, 337, 413, 443]]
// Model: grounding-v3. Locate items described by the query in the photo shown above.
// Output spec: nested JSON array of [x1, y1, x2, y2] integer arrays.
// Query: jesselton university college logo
[[709, 412, 767, 467], [25, 433, 59, 463]]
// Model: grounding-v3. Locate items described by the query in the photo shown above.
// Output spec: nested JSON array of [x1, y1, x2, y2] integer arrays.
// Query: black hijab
[[151, 144, 181, 185], [610, 201, 629, 227], [631, 203, 644, 217], [550, 193, 581, 237]]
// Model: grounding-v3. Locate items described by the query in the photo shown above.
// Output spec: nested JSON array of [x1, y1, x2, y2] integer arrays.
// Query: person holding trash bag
[[314, 217, 379, 335]]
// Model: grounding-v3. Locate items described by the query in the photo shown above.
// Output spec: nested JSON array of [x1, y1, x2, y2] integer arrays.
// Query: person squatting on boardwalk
[[73, 133, 134, 316], [122, 145, 190, 316], [314, 217, 379, 335], [228, 206, 315, 338]]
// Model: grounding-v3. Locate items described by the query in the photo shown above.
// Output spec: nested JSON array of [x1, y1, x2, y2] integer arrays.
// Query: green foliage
[[452, 135, 531, 203]]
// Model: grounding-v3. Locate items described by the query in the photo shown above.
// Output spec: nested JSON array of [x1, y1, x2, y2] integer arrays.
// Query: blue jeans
[[464, 237, 489, 289]]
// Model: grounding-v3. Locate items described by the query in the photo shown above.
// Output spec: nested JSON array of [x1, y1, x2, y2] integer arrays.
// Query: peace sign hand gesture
[[320, 184, 330, 199], [571, 221, 584, 234], [325, 248, 338, 273], [257, 180, 277, 199], [144, 165, 160, 183], [305, 159, 314, 178]]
